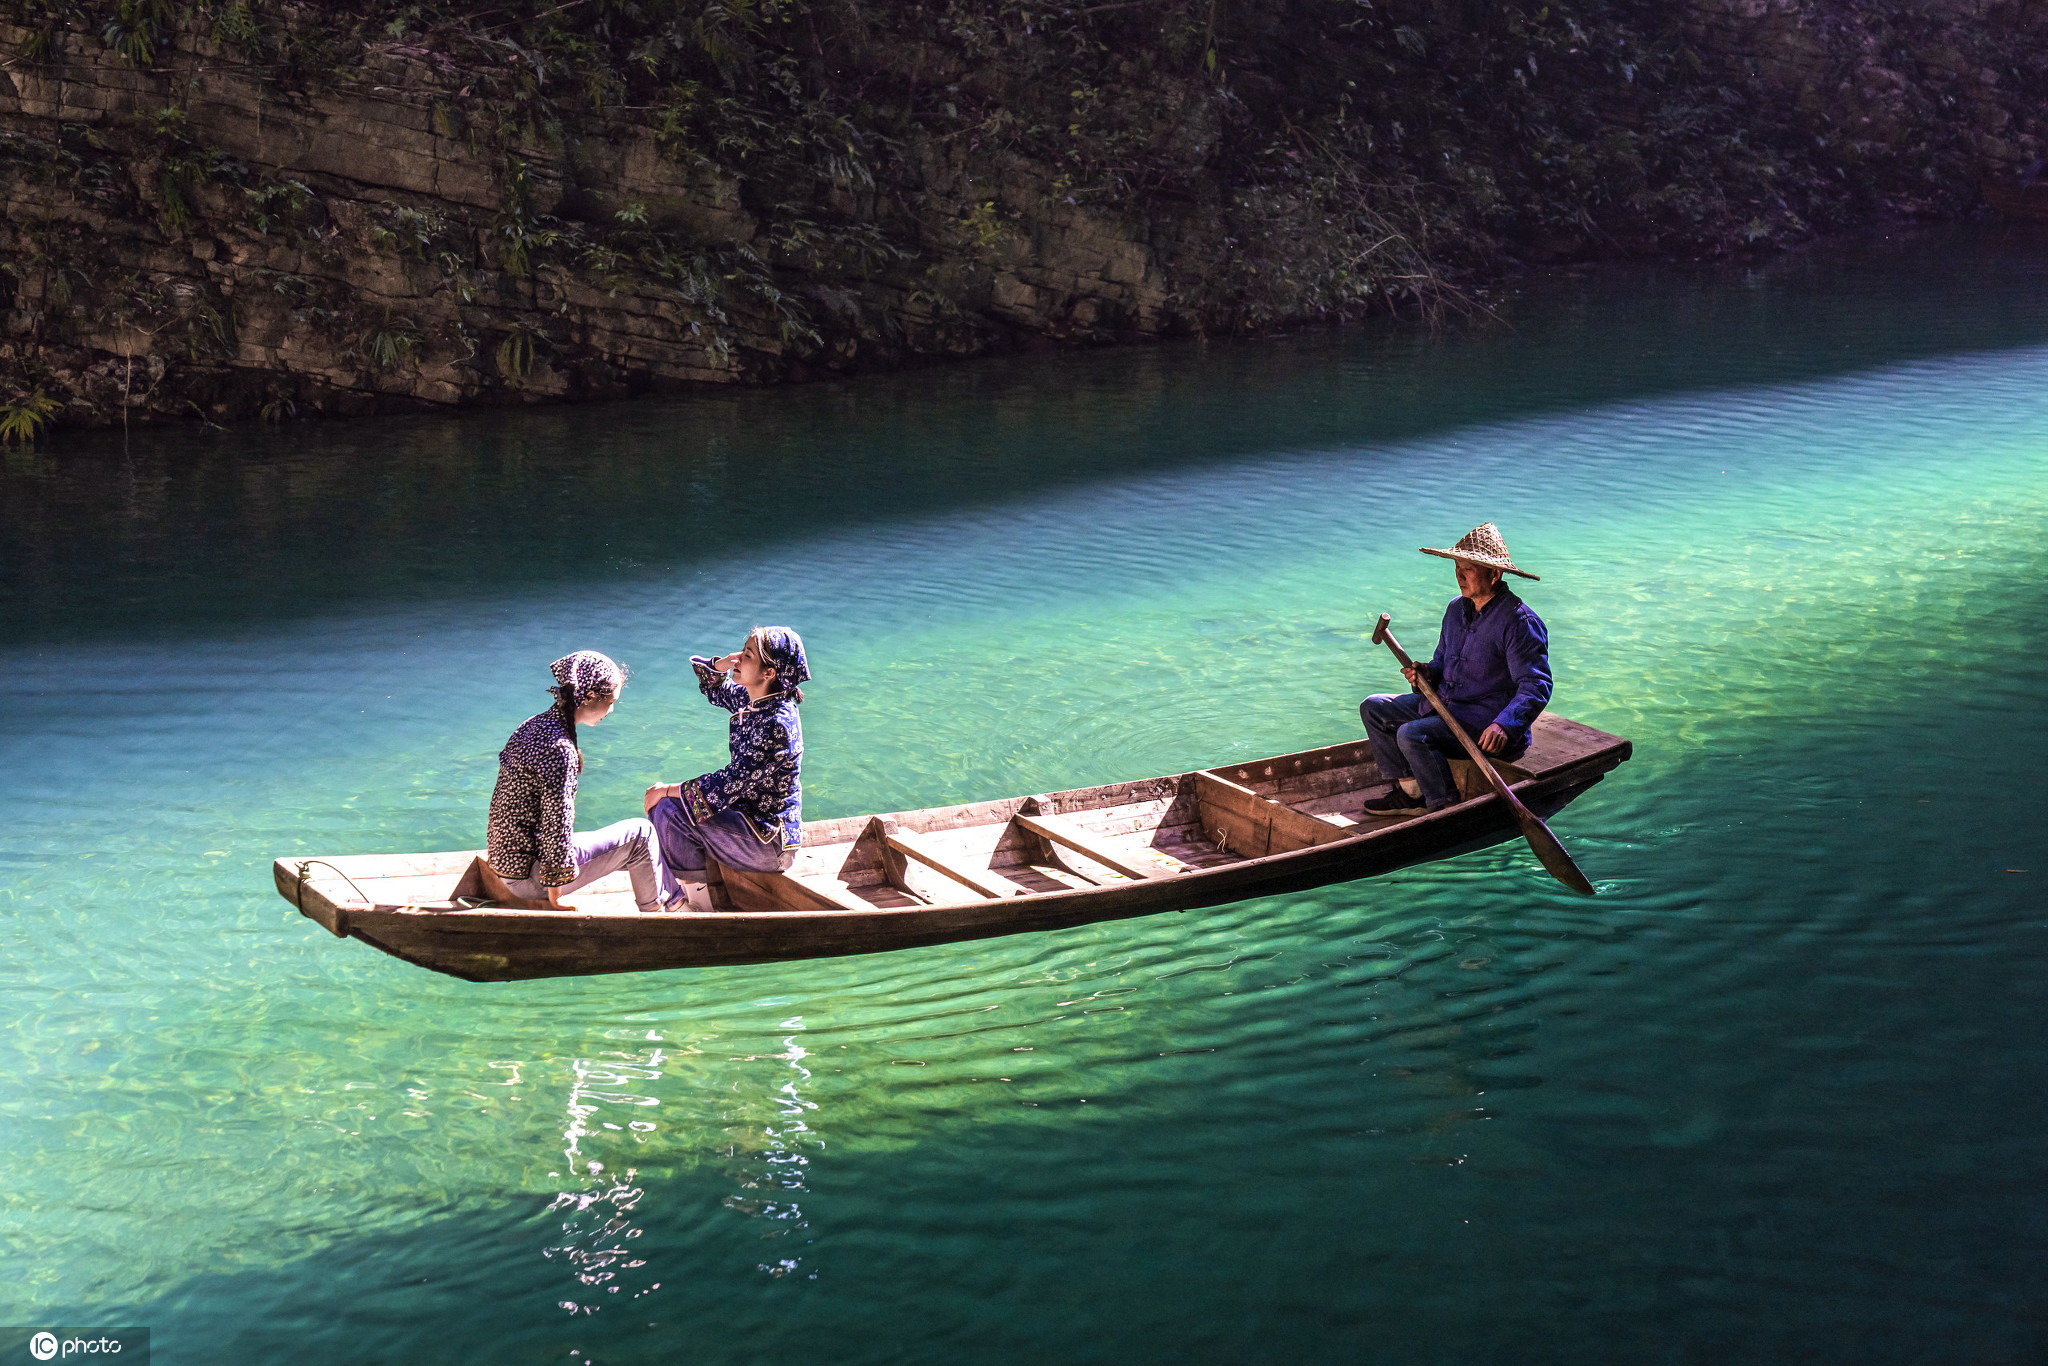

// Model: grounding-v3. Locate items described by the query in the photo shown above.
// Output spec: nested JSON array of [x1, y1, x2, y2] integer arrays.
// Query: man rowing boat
[[1360, 523, 1552, 816]]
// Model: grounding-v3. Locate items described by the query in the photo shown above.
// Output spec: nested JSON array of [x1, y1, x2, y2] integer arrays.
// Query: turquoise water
[[3, 229, 2046, 1362]]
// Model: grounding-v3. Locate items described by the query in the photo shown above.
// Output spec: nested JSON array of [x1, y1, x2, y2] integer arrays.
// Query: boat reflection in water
[[538, 1018, 825, 1313], [542, 1040, 666, 1313], [719, 1016, 821, 1281]]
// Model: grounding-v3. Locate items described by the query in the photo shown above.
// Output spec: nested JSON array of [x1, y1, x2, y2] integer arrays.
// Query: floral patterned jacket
[[681, 657, 804, 849], [487, 709, 579, 885]]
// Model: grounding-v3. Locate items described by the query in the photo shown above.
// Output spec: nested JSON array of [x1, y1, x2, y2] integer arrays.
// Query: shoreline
[[3, 0, 2042, 436]]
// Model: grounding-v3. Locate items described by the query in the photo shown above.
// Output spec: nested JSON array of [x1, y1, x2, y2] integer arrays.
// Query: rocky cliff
[[1, 0, 2041, 432]]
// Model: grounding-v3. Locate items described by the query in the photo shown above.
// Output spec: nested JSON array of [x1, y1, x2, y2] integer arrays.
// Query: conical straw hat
[[1419, 522, 1539, 580]]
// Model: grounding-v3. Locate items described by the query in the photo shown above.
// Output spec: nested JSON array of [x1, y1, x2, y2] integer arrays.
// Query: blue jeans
[[648, 796, 797, 879], [1360, 693, 1526, 811], [502, 816, 680, 912]]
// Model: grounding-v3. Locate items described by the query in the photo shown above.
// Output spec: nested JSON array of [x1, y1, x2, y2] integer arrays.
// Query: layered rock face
[[0, 0, 2040, 430], [0, 22, 1096, 421]]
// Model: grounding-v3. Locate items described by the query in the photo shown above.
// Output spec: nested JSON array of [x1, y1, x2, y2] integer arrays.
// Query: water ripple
[[3, 233, 2047, 1362]]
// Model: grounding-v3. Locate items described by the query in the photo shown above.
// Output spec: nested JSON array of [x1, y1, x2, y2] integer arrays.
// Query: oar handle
[[1371, 613, 1417, 670]]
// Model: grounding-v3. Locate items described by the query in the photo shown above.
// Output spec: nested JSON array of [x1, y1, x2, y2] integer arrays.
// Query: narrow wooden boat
[[273, 713, 1631, 982]]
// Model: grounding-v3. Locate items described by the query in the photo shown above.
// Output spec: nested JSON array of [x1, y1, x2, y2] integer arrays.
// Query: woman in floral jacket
[[488, 650, 683, 913], [644, 626, 809, 910]]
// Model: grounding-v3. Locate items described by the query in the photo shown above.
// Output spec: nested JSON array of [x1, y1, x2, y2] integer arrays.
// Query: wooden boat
[[272, 713, 1631, 982]]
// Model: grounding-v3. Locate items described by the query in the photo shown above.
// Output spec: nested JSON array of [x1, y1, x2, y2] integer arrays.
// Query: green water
[[3, 229, 2045, 1363]]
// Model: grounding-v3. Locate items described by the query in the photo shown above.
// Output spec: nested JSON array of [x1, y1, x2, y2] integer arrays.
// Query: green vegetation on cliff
[[0, 0, 2040, 431]]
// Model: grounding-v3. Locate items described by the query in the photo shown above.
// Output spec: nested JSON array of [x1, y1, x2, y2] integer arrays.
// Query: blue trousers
[[502, 816, 680, 912], [1360, 693, 1526, 811], [648, 795, 796, 879]]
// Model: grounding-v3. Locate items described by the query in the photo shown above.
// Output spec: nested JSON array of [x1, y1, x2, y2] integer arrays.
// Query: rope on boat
[[294, 859, 373, 937]]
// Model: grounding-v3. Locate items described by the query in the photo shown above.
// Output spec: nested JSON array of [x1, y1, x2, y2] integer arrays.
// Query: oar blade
[[1514, 807, 1596, 896]]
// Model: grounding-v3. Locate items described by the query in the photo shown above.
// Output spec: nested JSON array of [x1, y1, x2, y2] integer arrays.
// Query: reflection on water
[[7, 227, 2048, 646], [545, 1041, 667, 1312], [1, 227, 2045, 1363], [721, 1018, 820, 1282], [538, 1019, 824, 1316], [544, 1168, 651, 1314]]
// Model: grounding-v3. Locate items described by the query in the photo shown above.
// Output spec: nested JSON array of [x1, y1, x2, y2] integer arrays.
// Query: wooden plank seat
[[1012, 810, 1172, 882], [883, 824, 1017, 900], [1194, 770, 1353, 857], [712, 862, 873, 912]]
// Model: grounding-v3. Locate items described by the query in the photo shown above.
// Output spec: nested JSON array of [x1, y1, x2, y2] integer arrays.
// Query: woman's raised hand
[[709, 652, 741, 673]]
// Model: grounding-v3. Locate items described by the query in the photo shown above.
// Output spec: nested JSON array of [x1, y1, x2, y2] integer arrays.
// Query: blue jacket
[[1417, 589, 1552, 749]]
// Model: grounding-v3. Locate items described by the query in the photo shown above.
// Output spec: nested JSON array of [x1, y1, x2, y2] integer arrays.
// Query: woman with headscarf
[[486, 650, 683, 913], [643, 626, 810, 911]]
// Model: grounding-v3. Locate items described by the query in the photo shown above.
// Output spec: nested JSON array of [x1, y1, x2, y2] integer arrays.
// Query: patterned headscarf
[[750, 626, 810, 692], [550, 650, 627, 704]]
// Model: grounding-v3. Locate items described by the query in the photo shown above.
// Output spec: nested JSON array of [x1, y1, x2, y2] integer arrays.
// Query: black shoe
[[1361, 785, 1426, 817]]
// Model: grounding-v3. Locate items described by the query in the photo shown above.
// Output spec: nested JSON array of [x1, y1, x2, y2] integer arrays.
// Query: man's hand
[[1478, 724, 1508, 754], [1401, 663, 1422, 689]]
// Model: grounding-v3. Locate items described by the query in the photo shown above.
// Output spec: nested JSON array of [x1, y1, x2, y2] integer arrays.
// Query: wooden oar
[[1372, 612, 1595, 896]]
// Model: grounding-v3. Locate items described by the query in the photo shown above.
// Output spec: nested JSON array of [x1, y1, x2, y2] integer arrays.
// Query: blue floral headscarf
[[751, 626, 810, 697], [550, 649, 627, 704]]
